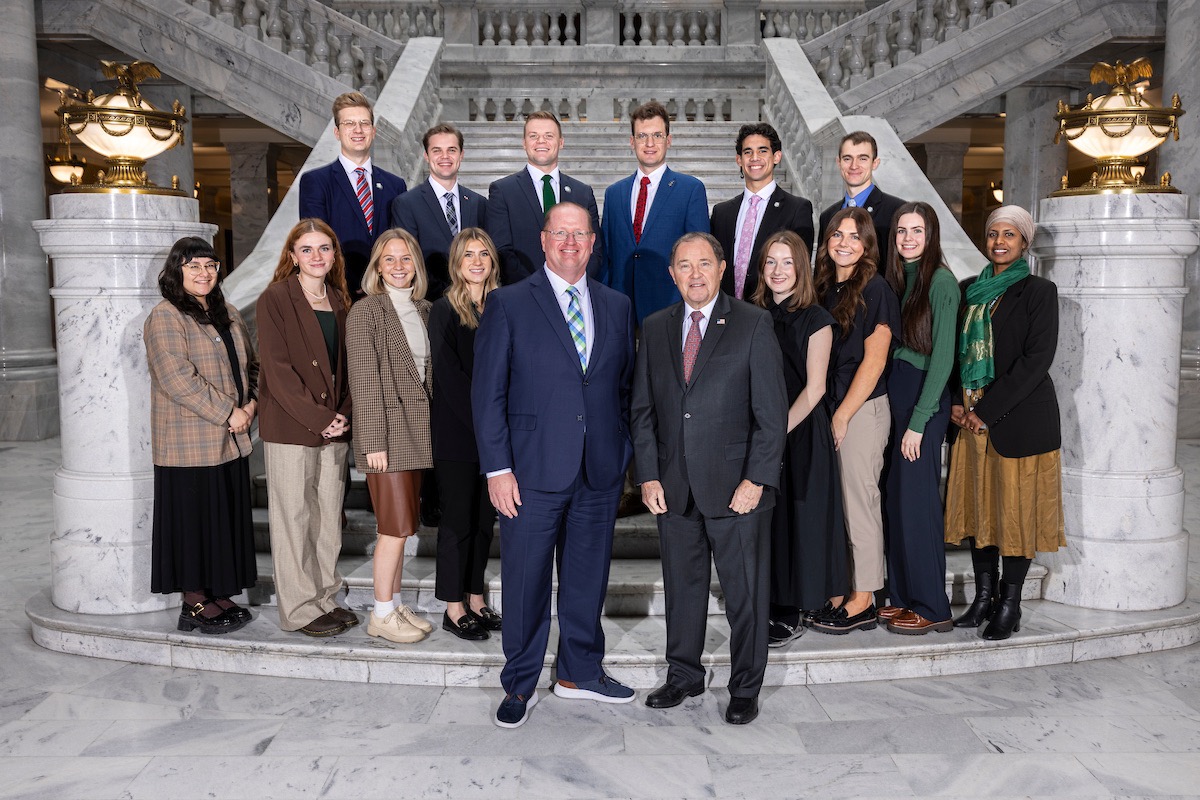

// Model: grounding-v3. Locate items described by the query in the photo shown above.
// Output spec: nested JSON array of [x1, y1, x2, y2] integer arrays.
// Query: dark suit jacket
[[299, 160, 407, 299], [486, 169, 602, 284], [472, 269, 635, 493], [631, 292, 787, 519], [390, 181, 488, 300], [255, 277, 352, 446], [711, 186, 815, 299], [601, 167, 710, 325], [818, 185, 906, 267], [429, 296, 483, 463], [964, 274, 1061, 459]]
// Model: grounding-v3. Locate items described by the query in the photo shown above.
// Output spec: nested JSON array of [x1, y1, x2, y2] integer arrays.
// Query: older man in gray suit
[[631, 232, 787, 725]]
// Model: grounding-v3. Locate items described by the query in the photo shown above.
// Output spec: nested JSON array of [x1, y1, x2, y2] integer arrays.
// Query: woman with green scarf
[[944, 205, 1065, 641]]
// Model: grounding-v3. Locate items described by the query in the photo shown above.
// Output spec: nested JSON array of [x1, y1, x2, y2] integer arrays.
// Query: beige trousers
[[264, 441, 349, 630], [836, 394, 890, 593]]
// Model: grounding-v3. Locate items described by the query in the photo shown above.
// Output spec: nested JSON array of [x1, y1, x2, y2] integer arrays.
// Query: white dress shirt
[[526, 164, 561, 205], [429, 175, 460, 226], [681, 294, 720, 350], [339, 154, 373, 186], [733, 181, 777, 255], [629, 163, 669, 222]]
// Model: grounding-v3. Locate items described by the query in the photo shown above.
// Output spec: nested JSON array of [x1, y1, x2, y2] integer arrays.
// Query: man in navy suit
[[390, 123, 487, 300], [486, 111, 602, 284], [710, 123, 815, 301], [601, 101, 709, 326], [473, 202, 637, 728], [817, 130, 906, 267], [299, 91, 407, 300]]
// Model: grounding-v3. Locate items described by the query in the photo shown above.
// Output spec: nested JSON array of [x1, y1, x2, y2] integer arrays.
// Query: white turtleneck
[[384, 284, 429, 383]]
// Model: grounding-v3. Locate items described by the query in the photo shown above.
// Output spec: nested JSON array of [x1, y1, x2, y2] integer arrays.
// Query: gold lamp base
[[1051, 158, 1181, 197], [62, 156, 187, 196]]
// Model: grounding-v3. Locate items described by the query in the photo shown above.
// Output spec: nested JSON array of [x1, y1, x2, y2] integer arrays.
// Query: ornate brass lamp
[[1052, 58, 1184, 196], [54, 60, 187, 195], [46, 116, 86, 185]]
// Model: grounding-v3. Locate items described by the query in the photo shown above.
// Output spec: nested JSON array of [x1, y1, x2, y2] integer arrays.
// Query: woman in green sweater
[[880, 201, 960, 634]]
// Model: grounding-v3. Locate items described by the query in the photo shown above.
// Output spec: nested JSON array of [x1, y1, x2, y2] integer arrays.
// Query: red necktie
[[354, 167, 374, 233], [633, 175, 650, 244], [683, 310, 703, 384]]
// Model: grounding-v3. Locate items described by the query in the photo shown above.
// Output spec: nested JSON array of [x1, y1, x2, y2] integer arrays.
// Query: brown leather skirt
[[365, 470, 422, 538]]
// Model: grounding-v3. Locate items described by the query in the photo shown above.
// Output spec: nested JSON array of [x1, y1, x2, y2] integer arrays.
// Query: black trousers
[[434, 459, 496, 601], [658, 497, 770, 699]]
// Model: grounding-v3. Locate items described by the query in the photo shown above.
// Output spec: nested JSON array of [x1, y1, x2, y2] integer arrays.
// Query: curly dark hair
[[158, 237, 231, 329], [814, 207, 879, 337]]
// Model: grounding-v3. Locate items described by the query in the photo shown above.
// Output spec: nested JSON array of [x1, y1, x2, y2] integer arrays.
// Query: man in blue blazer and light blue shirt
[[601, 101, 710, 326], [390, 123, 487, 300], [472, 202, 637, 729], [486, 111, 602, 284], [299, 91, 407, 300]]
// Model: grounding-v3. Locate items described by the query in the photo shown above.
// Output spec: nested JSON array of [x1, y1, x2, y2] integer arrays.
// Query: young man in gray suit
[[631, 232, 787, 725]]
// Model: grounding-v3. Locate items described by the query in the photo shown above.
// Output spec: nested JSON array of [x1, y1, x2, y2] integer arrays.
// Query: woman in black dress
[[429, 228, 503, 640], [752, 230, 846, 647]]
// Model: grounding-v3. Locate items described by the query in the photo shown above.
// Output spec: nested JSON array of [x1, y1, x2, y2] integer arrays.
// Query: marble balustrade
[[760, 2, 863, 42], [331, 0, 444, 41], [443, 87, 738, 122]]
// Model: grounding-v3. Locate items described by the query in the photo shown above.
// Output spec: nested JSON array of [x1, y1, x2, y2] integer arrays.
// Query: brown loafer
[[876, 605, 907, 622], [887, 610, 954, 635], [328, 607, 360, 627], [299, 611, 350, 637]]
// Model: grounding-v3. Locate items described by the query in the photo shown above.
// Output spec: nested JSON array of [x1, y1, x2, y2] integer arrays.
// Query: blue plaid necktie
[[566, 286, 586, 372]]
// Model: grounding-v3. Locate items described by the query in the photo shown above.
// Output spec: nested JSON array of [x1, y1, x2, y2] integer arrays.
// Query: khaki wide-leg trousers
[[836, 395, 890, 593]]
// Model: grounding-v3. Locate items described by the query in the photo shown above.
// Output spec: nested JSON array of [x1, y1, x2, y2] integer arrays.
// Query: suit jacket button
[[321, 392, 328, 399], [684, 412, 691, 419], [577, 415, 584, 421], [312, 360, 319, 367]]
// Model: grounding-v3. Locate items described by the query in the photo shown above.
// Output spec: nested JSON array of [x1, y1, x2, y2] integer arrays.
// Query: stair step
[[248, 549, 1047, 618]]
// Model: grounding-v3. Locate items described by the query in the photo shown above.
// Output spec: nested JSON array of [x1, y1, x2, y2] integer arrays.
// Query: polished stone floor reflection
[[4, 438, 1200, 799]]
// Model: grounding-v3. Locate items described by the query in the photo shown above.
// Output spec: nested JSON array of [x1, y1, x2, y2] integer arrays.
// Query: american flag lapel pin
[[668, 180, 676, 187], [717, 318, 726, 325]]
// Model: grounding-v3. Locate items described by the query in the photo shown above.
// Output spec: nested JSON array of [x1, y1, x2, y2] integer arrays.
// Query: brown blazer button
[[312, 359, 319, 367], [321, 392, 328, 399]]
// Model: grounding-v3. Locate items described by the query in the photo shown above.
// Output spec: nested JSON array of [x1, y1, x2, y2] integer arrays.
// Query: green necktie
[[541, 174, 556, 214]]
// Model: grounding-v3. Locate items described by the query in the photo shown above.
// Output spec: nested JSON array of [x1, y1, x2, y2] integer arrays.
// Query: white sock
[[374, 599, 396, 618]]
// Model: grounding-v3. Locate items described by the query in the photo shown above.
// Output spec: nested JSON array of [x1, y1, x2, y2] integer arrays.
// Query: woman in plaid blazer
[[347, 228, 435, 644], [145, 237, 258, 634]]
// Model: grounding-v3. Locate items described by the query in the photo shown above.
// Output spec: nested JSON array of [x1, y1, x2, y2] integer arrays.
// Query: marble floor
[[4, 438, 1200, 799]]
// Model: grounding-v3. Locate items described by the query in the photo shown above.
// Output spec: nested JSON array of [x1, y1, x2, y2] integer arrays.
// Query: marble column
[[1034, 194, 1199, 610], [1158, 0, 1200, 437], [140, 82, 195, 193], [225, 141, 278, 267], [921, 141, 969, 222], [33, 193, 216, 614], [1003, 84, 1069, 222], [0, 0, 58, 440]]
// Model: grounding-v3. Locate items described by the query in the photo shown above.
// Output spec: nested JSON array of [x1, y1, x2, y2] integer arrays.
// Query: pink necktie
[[733, 195, 761, 300], [633, 176, 650, 243], [683, 310, 703, 384], [354, 167, 374, 233]]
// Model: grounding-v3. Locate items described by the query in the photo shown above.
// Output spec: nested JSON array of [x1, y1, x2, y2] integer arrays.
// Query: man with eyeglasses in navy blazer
[[299, 91, 407, 301], [600, 101, 709, 326]]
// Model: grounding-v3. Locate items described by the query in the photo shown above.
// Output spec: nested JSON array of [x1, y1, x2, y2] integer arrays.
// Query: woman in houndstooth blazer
[[347, 227, 435, 644], [145, 237, 259, 634]]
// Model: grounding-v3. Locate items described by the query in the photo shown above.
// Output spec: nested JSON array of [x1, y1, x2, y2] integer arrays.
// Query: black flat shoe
[[726, 695, 759, 725], [442, 610, 489, 640], [645, 682, 705, 709], [465, 604, 503, 632], [803, 600, 838, 627], [213, 598, 252, 624], [768, 619, 804, 647], [177, 600, 247, 635], [811, 604, 878, 635]]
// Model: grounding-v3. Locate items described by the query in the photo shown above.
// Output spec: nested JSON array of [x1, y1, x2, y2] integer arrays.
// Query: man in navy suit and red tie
[[473, 202, 637, 728], [390, 123, 487, 300], [600, 101, 709, 326], [486, 111, 602, 284], [299, 92, 407, 300]]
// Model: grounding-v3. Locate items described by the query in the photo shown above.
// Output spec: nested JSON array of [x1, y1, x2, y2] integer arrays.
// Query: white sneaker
[[398, 605, 434, 633], [367, 610, 426, 644]]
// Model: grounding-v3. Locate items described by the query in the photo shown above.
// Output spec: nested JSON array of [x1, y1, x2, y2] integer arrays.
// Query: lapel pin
[[564, 184, 572, 193], [376, 182, 382, 190], [867, 206, 874, 213], [717, 318, 726, 325], [773, 201, 780, 207], [668, 180, 676, 187]]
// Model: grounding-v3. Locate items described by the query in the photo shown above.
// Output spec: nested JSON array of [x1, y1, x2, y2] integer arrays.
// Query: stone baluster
[[217, 0, 238, 25], [671, 11, 684, 46], [872, 21, 891, 76], [263, 0, 284, 49], [704, 11, 716, 44], [310, 17, 331, 76], [636, 12, 650, 45], [967, 0, 987, 27], [482, 10, 495, 45], [531, 12, 546, 45], [564, 12, 577, 45], [778, 11, 792, 39], [241, 0, 262, 38], [687, 11, 701, 45], [415, 7, 431, 35], [286, 2, 308, 62], [917, 0, 938, 52], [359, 42, 378, 99], [622, 11, 635, 45], [548, 13, 562, 45], [795, 11, 809, 41], [895, 8, 916, 62], [617, 97, 630, 119], [380, 9, 396, 39], [498, 12, 512, 45], [825, 37, 844, 91], [398, 7, 413, 38], [655, 12, 668, 45], [847, 34, 867, 88], [334, 32, 356, 86], [515, 11, 529, 45], [763, 11, 777, 38], [944, 0, 963, 37]]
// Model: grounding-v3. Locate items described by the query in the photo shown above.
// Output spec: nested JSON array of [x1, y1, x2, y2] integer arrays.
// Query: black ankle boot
[[981, 582, 1022, 640], [954, 569, 998, 628]]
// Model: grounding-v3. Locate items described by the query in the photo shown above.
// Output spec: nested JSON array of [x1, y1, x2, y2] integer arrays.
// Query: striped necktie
[[354, 167, 374, 233], [444, 192, 458, 235], [566, 286, 586, 372]]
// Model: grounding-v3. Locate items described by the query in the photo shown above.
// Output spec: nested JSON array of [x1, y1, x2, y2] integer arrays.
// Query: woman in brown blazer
[[145, 236, 258, 634], [257, 218, 356, 637], [347, 227, 435, 644]]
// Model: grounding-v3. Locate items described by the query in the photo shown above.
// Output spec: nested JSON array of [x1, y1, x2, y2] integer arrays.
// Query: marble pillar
[[1003, 85, 1068, 222], [225, 142, 278, 267], [0, 0, 58, 439], [1034, 194, 1198, 611], [922, 142, 969, 222], [33, 193, 216, 614], [140, 82, 195, 193], [1158, 0, 1200, 437]]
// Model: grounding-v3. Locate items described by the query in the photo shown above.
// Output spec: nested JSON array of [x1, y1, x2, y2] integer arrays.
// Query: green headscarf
[[958, 257, 1030, 390]]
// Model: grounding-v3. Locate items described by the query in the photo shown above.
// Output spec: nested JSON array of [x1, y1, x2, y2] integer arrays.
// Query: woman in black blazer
[[429, 228, 502, 640], [944, 205, 1065, 641]]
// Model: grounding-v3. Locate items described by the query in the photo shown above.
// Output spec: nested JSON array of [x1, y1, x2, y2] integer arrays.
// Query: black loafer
[[803, 601, 837, 627], [645, 682, 705, 709], [726, 695, 759, 725], [465, 604, 503, 631], [811, 604, 878, 635], [442, 611, 489, 640]]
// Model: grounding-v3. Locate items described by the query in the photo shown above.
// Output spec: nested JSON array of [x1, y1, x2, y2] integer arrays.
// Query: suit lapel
[[288, 277, 336, 397], [641, 167, 676, 238], [333, 161, 371, 233], [560, 175, 579, 206], [380, 294, 424, 392], [530, 271, 584, 375], [461, 187, 481, 227], [518, 171, 545, 220], [420, 182, 453, 238], [686, 293, 731, 390], [666, 302, 685, 389], [752, 188, 787, 256], [586, 279, 608, 369], [989, 274, 1026, 334]]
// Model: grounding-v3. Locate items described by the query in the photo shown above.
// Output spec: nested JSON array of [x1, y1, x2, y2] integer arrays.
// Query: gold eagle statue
[[1090, 57, 1153, 89], [100, 60, 162, 103]]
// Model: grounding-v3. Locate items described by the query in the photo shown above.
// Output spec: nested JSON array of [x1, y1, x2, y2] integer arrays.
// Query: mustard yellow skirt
[[944, 429, 1066, 559]]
